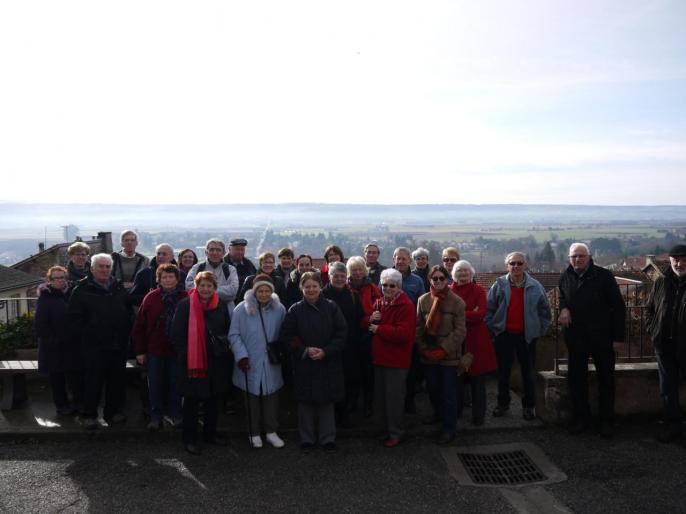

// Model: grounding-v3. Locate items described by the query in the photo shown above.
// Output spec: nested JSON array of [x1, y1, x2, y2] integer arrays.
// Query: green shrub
[[0, 313, 37, 359]]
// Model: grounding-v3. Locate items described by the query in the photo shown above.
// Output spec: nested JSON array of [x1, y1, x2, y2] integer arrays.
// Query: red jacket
[[372, 291, 417, 369], [354, 281, 382, 328], [450, 282, 497, 375], [132, 288, 188, 357]]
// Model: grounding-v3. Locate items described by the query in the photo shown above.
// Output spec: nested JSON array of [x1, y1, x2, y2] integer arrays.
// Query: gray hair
[[328, 261, 348, 276], [412, 247, 429, 260], [452, 259, 475, 281], [346, 256, 368, 277], [504, 251, 527, 265], [393, 247, 411, 259], [120, 229, 138, 244], [569, 242, 590, 256], [205, 238, 225, 252], [380, 268, 402, 287], [155, 243, 174, 254], [91, 253, 113, 267], [364, 242, 381, 253]]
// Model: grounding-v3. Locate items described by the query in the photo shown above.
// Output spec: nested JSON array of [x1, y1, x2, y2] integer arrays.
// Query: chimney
[[98, 231, 113, 253], [38, 242, 45, 252]]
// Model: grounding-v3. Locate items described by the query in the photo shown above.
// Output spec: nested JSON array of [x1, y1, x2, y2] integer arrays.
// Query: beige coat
[[416, 290, 466, 367]]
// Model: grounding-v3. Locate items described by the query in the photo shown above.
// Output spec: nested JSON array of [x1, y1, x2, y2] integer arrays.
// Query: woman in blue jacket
[[229, 274, 287, 448]]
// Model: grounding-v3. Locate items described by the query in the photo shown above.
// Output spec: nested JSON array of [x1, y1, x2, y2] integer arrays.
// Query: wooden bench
[[0, 359, 140, 410]]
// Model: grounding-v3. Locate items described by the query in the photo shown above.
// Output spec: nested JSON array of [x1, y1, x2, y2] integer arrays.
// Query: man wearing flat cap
[[647, 244, 686, 443], [224, 238, 257, 293]]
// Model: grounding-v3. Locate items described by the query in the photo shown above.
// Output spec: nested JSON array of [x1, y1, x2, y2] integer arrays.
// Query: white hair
[[155, 243, 174, 254], [380, 268, 403, 287], [569, 242, 590, 256], [91, 253, 113, 267], [346, 256, 368, 276], [452, 259, 476, 281], [412, 247, 429, 260], [328, 261, 347, 276], [504, 252, 527, 265]]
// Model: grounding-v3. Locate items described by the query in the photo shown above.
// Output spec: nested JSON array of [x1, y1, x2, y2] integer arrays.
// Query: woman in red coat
[[450, 260, 497, 426], [369, 268, 416, 447]]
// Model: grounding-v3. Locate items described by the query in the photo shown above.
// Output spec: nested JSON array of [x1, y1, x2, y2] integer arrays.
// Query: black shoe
[[300, 442, 315, 454], [568, 419, 589, 435], [323, 442, 337, 454], [656, 424, 683, 443], [598, 422, 614, 438], [422, 415, 441, 425], [492, 405, 509, 417], [435, 432, 455, 445], [185, 443, 202, 455], [203, 435, 228, 446], [522, 408, 536, 421]]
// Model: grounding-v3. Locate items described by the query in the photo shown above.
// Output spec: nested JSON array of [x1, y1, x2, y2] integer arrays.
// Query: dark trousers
[[147, 354, 182, 422], [359, 340, 375, 409], [656, 348, 683, 425], [49, 371, 83, 412], [494, 333, 537, 408], [567, 344, 615, 423], [404, 346, 421, 407], [83, 349, 127, 419], [182, 395, 219, 444], [424, 363, 459, 435], [457, 374, 486, 423]]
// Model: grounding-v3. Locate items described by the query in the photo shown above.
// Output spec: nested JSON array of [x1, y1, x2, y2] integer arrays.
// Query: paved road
[[0, 422, 683, 513]]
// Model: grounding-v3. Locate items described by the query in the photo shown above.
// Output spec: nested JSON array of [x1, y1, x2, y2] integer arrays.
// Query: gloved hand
[[238, 357, 250, 373], [422, 348, 447, 362]]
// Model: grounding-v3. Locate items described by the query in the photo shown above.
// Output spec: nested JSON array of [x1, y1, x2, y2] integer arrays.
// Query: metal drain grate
[[458, 450, 546, 485]]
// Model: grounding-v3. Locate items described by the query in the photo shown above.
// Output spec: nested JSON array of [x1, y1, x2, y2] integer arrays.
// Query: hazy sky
[[1, 1, 684, 205]]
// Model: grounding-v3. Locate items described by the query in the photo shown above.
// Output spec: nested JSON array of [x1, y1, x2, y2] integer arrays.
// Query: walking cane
[[245, 370, 254, 449]]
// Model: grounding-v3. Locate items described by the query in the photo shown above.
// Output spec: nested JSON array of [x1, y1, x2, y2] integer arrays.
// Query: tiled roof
[[0, 265, 43, 293]]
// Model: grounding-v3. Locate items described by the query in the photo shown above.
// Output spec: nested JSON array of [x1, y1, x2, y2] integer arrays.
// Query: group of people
[[32, 229, 686, 454]]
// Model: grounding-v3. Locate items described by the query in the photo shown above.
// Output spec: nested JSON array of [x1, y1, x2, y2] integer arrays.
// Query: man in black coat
[[646, 244, 686, 443], [223, 238, 257, 292], [558, 242, 625, 437], [68, 253, 133, 429]]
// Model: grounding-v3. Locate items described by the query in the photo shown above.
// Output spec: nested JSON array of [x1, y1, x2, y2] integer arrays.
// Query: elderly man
[[130, 243, 186, 306], [558, 243, 625, 437], [364, 243, 386, 286], [223, 238, 257, 292], [647, 244, 686, 443], [68, 253, 133, 429], [111, 230, 150, 291], [486, 252, 551, 420], [186, 238, 239, 312]]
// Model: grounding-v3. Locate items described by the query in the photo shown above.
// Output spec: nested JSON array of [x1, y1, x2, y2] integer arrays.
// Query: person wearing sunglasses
[[416, 265, 466, 444], [369, 268, 417, 448], [441, 247, 461, 281], [485, 252, 551, 421]]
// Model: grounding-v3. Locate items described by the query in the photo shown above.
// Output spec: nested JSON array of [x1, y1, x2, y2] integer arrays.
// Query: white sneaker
[[265, 432, 285, 448], [249, 435, 263, 448]]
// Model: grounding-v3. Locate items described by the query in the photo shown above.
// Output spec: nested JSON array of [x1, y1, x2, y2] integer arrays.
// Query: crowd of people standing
[[32, 230, 686, 453]]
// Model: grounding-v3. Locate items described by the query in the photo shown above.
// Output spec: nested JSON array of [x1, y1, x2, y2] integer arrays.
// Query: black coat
[[34, 284, 82, 373], [279, 295, 347, 404], [171, 297, 231, 399], [223, 256, 257, 292], [646, 268, 686, 365], [129, 262, 186, 307], [67, 275, 133, 362], [558, 261, 626, 351]]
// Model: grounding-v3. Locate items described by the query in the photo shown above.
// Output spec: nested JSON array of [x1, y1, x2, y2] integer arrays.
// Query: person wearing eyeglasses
[[66, 242, 91, 283], [416, 265, 466, 444], [34, 266, 84, 417], [441, 247, 461, 283], [369, 268, 417, 447], [485, 252, 551, 421]]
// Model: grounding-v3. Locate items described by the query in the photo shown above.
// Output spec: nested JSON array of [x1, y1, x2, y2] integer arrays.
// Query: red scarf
[[426, 285, 448, 336], [187, 288, 219, 378]]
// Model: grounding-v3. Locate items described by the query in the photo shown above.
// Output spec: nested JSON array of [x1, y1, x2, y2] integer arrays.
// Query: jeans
[[494, 333, 537, 408], [424, 363, 459, 435], [656, 348, 683, 425], [147, 354, 182, 422]]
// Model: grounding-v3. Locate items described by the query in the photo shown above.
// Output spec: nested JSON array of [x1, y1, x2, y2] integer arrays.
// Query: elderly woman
[[412, 247, 431, 292], [178, 248, 199, 274], [285, 254, 318, 309], [322, 261, 363, 426], [450, 260, 498, 426], [229, 274, 287, 448], [320, 245, 345, 286], [34, 266, 83, 416], [171, 271, 231, 455], [486, 252, 551, 421], [237, 252, 286, 305], [416, 265, 466, 444], [132, 264, 188, 430], [347, 256, 382, 417], [441, 247, 460, 282], [279, 271, 347, 454], [66, 242, 90, 283], [369, 268, 417, 448]]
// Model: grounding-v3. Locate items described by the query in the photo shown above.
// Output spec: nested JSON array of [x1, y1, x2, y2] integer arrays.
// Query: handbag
[[208, 329, 230, 358], [259, 307, 283, 365]]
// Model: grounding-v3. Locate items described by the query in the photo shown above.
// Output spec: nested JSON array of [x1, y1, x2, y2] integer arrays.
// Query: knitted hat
[[252, 273, 275, 292]]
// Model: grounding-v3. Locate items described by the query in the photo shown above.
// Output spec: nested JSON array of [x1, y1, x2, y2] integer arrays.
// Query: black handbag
[[208, 329, 230, 357], [259, 308, 283, 365]]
